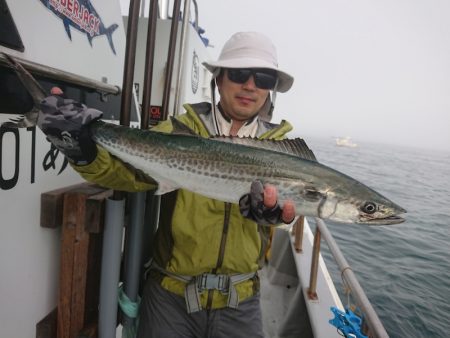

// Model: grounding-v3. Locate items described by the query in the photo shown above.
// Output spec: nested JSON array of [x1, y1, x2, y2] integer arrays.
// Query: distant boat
[[336, 136, 358, 148]]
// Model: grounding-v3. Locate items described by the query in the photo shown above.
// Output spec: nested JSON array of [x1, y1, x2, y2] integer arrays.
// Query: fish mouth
[[359, 215, 406, 226]]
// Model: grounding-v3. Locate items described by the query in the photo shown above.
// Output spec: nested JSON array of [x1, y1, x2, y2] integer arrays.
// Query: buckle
[[198, 273, 229, 293]]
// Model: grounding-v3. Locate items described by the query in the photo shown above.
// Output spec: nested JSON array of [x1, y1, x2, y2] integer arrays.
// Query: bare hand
[[50, 87, 64, 96]]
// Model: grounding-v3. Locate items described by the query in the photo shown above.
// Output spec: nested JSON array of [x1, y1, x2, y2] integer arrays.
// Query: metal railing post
[[307, 224, 321, 300], [98, 199, 126, 338], [161, 0, 182, 120], [173, 0, 191, 115], [120, 0, 141, 127], [292, 216, 305, 252], [141, 0, 159, 129], [99, 0, 142, 335]]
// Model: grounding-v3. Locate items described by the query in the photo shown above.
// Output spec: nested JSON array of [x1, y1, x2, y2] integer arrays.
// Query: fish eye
[[361, 202, 377, 214]]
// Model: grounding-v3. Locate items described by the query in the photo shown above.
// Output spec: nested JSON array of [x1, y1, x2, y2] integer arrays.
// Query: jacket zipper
[[206, 202, 231, 310]]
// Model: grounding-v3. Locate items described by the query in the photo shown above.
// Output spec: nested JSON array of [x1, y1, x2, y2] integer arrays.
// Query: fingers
[[240, 181, 296, 225], [264, 184, 296, 224], [50, 87, 64, 95], [281, 200, 295, 224], [263, 184, 277, 209]]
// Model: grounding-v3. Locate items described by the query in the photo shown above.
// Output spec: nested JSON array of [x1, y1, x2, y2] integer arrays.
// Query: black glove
[[239, 180, 285, 225], [38, 95, 102, 165]]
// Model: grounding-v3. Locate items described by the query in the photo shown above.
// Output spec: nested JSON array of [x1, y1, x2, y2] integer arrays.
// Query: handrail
[[119, 0, 141, 127], [307, 225, 321, 300], [292, 215, 305, 252], [173, 0, 191, 115], [309, 218, 389, 338], [0, 53, 120, 96], [140, 0, 159, 128], [161, 0, 181, 120]]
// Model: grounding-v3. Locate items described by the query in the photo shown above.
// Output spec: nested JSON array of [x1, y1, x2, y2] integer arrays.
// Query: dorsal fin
[[210, 136, 317, 162]]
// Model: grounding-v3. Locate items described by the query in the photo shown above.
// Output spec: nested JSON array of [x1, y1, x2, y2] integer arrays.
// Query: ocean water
[[303, 137, 450, 338]]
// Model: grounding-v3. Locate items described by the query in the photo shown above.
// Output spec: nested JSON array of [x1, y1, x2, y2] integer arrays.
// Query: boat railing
[[0, 53, 120, 97], [293, 216, 389, 338], [173, 0, 193, 115]]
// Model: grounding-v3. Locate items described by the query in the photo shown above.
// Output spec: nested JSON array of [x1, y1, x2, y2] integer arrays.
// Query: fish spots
[[166, 157, 179, 169]]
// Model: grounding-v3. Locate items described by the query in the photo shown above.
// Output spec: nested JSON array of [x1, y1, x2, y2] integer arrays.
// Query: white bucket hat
[[202, 31, 294, 92]]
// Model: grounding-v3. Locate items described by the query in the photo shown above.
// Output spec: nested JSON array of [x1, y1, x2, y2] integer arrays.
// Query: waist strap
[[148, 260, 256, 313]]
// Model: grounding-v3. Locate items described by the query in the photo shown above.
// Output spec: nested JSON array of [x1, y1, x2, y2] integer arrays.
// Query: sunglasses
[[226, 68, 278, 90]]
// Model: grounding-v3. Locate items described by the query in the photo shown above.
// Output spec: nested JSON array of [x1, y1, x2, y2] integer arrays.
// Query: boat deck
[[260, 265, 313, 338], [260, 225, 315, 338]]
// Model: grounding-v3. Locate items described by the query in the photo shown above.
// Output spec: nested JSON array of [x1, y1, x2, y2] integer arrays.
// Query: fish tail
[[0, 52, 46, 128], [87, 34, 93, 47], [105, 24, 119, 55], [63, 19, 72, 40]]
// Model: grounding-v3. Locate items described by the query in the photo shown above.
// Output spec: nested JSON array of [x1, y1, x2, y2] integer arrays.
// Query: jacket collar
[[182, 102, 293, 139]]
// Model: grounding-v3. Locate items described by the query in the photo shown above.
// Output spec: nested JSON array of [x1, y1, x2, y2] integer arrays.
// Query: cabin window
[[0, 67, 33, 114]]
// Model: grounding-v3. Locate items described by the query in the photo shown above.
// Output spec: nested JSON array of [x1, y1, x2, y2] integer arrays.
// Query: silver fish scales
[[91, 120, 406, 225]]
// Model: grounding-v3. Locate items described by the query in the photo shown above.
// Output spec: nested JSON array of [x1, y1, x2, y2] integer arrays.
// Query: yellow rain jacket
[[73, 103, 293, 309]]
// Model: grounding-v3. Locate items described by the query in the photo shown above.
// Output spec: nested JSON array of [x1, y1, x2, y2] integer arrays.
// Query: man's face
[[217, 69, 272, 121]]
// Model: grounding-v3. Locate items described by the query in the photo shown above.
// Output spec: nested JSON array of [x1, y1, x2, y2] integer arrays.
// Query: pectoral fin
[[155, 180, 179, 195]]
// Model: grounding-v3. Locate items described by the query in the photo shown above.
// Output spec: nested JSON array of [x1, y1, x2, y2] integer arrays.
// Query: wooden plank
[[85, 189, 113, 233], [40, 183, 87, 228], [77, 322, 97, 338], [82, 234, 102, 333], [57, 193, 78, 338], [70, 193, 90, 338], [36, 308, 57, 338], [40, 182, 106, 228], [57, 184, 110, 338]]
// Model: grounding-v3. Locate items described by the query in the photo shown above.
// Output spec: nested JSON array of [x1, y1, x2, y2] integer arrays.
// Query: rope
[[118, 284, 141, 319], [340, 266, 353, 309]]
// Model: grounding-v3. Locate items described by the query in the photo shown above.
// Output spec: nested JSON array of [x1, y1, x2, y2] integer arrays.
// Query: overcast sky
[[122, 0, 450, 152], [193, 0, 450, 152]]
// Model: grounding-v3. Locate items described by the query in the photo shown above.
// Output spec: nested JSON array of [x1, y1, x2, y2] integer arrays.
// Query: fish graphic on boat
[[39, 0, 119, 54]]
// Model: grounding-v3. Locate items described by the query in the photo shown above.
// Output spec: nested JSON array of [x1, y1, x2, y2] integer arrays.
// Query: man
[[39, 31, 296, 337]]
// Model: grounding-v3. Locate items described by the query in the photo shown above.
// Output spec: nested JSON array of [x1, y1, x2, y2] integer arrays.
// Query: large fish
[[1, 53, 406, 225]]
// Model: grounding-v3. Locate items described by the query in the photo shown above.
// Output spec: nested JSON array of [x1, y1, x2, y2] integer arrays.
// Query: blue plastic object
[[329, 307, 368, 338]]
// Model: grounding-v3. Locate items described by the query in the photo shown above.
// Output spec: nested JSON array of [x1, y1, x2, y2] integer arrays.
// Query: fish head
[[321, 191, 406, 225], [355, 198, 406, 225]]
